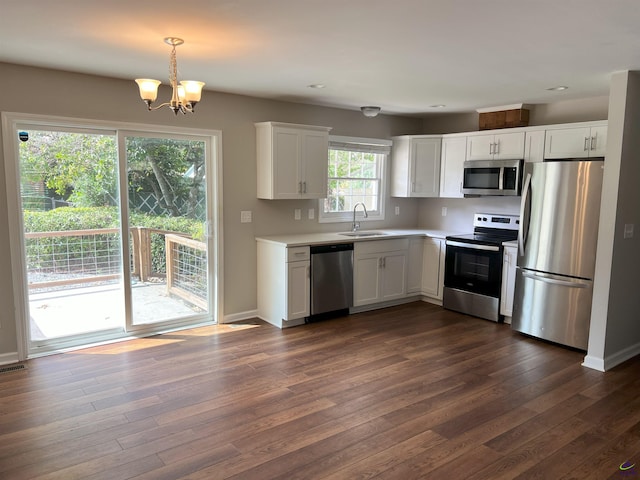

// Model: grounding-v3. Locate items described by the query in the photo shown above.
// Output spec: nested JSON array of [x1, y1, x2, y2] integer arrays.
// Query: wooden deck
[[1, 301, 638, 479]]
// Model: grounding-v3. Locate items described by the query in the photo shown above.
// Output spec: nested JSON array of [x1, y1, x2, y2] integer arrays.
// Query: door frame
[[1, 112, 224, 360]]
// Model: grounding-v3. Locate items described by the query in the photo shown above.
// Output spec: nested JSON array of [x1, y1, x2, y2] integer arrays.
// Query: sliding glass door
[[3, 115, 218, 356], [121, 132, 212, 328]]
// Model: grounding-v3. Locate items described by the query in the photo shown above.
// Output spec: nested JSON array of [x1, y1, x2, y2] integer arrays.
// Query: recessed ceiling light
[[547, 86, 569, 91], [307, 84, 326, 89], [430, 104, 446, 108]]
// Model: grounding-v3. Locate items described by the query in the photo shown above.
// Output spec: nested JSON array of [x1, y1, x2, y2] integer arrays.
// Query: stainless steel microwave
[[462, 159, 523, 196]]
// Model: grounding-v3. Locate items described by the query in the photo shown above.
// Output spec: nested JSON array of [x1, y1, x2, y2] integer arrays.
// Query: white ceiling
[[2, 0, 640, 116]]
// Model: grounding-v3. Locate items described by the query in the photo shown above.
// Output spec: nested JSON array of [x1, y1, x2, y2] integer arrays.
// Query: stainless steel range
[[443, 213, 519, 322]]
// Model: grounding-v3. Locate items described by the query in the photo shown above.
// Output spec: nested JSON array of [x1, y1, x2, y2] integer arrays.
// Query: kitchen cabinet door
[[524, 129, 545, 163], [494, 132, 526, 160], [380, 251, 407, 302], [407, 237, 424, 294], [391, 136, 441, 197], [301, 130, 330, 197], [422, 238, 444, 299], [589, 125, 607, 157], [286, 260, 310, 320], [467, 132, 525, 160], [466, 134, 495, 161], [440, 136, 466, 198], [500, 245, 517, 320], [353, 254, 383, 307]]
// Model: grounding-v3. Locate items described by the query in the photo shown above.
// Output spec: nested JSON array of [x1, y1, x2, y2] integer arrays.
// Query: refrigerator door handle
[[518, 172, 532, 254], [521, 270, 590, 288]]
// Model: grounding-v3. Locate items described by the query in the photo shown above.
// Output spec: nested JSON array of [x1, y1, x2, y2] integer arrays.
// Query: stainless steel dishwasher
[[309, 243, 353, 320]]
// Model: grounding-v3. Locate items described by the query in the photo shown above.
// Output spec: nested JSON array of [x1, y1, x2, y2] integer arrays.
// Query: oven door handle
[[445, 240, 500, 252]]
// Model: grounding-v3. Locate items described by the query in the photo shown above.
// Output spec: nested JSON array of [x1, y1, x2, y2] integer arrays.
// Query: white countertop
[[256, 229, 461, 247]]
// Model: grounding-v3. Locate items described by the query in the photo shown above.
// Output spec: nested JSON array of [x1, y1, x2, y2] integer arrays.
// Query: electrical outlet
[[442, 207, 447, 217], [294, 209, 301, 220], [395, 206, 400, 215], [240, 211, 252, 223], [308, 208, 315, 220]]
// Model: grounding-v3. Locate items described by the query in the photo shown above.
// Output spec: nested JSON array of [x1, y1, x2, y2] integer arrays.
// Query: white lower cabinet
[[257, 242, 310, 327], [422, 237, 445, 300], [500, 245, 517, 321], [353, 239, 408, 307]]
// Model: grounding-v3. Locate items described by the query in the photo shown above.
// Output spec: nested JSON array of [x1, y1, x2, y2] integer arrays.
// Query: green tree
[[19, 131, 118, 207], [126, 136, 205, 218]]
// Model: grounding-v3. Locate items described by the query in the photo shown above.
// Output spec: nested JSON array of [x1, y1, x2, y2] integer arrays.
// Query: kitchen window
[[318, 136, 390, 223]]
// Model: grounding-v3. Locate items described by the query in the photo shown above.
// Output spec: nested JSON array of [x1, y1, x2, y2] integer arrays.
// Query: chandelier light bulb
[[135, 37, 205, 115]]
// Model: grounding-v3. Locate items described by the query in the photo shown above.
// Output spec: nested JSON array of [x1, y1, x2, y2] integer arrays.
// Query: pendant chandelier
[[135, 37, 205, 115]]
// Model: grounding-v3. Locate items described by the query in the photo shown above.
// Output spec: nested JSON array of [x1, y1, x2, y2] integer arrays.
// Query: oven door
[[444, 240, 503, 297]]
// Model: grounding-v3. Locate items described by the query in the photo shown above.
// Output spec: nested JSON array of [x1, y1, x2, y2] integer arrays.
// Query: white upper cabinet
[[544, 123, 607, 159], [439, 136, 466, 198], [256, 122, 332, 199], [466, 131, 525, 161], [391, 135, 441, 198], [524, 129, 545, 163]]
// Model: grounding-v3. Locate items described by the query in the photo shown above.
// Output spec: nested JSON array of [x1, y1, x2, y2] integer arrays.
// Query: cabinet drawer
[[355, 238, 409, 256], [287, 246, 310, 262]]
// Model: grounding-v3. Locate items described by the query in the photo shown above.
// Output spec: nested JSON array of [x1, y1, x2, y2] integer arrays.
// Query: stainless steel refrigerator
[[511, 159, 604, 350]]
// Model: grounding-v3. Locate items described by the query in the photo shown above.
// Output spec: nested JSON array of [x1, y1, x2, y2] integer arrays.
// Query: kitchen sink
[[338, 231, 388, 237]]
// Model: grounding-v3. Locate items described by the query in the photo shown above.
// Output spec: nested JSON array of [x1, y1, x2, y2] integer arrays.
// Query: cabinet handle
[[584, 137, 589, 151], [590, 135, 596, 151], [494, 141, 499, 155], [298, 181, 302, 194], [303, 181, 307, 193], [489, 142, 494, 155]]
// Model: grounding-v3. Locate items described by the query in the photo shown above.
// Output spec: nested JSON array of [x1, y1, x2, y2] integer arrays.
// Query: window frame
[[318, 135, 390, 224]]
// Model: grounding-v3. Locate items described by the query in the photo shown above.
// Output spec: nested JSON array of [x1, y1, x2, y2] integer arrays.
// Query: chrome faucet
[[352, 202, 368, 232]]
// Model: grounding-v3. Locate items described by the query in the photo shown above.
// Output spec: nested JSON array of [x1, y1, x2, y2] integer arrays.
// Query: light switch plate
[[294, 209, 301, 220], [308, 208, 315, 220], [395, 206, 400, 215], [624, 223, 634, 239]]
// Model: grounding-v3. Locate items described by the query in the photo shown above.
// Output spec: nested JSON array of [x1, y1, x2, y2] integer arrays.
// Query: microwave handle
[[518, 172, 532, 254], [498, 167, 504, 190]]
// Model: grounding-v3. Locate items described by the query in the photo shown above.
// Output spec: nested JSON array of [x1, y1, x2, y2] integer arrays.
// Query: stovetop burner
[[446, 213, 520, 246]]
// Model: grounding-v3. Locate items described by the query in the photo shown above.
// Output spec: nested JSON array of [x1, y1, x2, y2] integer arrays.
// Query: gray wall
[[587, 71, 640, 369], [420, 96, 609, 134]]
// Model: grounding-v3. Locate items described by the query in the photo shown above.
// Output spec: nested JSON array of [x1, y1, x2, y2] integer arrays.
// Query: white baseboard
[[583, 341, 640, 372], [582, 354, 605, 372], [0, 352, 20, 366], [421, 296, 443, 307], [223, 309, 259, 324]]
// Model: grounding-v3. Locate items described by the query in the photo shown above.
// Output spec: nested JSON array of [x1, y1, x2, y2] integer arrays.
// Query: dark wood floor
[[1, 301, 639, 479]]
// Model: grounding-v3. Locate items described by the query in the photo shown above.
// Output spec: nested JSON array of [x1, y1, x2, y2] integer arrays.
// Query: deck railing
[[25, 227, 207, 308]]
